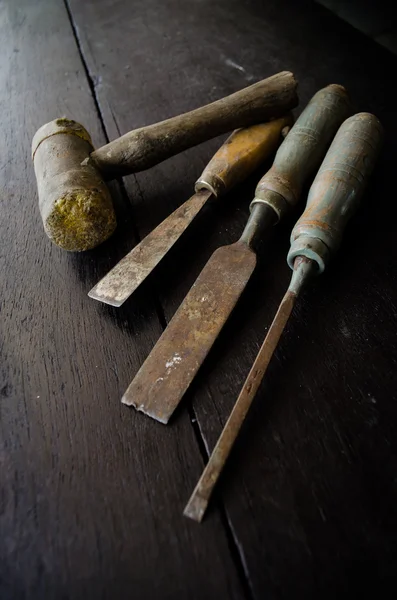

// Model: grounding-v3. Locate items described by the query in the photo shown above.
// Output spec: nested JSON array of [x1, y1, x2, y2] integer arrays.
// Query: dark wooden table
[[1, 0, 397, 598]]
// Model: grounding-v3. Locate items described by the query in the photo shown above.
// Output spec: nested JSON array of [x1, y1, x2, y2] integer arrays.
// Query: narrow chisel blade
[[122, 241, 257, 423], [88, 190, 212, 307], [183, 289, 297, 522]]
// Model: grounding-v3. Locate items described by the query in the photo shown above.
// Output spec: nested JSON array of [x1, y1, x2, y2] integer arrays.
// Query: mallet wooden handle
[[88, 72, 298, 179]]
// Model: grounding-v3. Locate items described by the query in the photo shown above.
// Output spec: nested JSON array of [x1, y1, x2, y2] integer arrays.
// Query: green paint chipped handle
[[251, 84, 351, 221], [287, 112, 384, 272]]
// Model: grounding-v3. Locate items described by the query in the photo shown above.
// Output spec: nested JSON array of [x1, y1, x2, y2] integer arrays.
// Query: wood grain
[[2, 0, 397, 598], [0, 1, 247, 599], [66, 0, 397, 598]]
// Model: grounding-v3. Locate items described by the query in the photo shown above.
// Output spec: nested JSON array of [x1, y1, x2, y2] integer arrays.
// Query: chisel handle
[[88, 72, 298, 179], [251, 84, 351, 220], [195, 115, 293, 197], [287, 113, 383, 272]]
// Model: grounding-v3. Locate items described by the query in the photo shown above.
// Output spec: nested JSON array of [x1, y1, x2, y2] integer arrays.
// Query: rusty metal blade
[[183, 256, 316, 522], [88, 190, 212, 307], [122, 241, 257, 423], [183, 289, 297, 522]]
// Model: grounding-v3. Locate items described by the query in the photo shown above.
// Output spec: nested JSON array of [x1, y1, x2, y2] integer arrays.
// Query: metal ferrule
[[249, 189, 289, 222], [287, 234, 330, 273], [195, 175, 225, 198]]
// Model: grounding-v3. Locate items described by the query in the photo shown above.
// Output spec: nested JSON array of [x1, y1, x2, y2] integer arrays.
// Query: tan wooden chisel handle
[[195, 116, 293, 197], [89, 116, 293, 307]]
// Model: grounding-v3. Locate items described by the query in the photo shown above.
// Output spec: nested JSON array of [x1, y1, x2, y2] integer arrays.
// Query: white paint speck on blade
[[165, 353, 182, 369]]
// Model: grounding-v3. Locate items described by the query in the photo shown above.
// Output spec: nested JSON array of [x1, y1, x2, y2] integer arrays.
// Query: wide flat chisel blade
[[122, 241, 256, 423], [88, 190, 212, 307]]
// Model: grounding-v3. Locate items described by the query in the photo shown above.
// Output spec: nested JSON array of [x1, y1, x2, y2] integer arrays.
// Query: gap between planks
[[63, 0, 254, 597]]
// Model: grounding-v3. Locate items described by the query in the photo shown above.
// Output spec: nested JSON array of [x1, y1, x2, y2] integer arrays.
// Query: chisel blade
[[183, 286, 298, 522], [122, 241, 257, 423], [88, 190, 212, 307]]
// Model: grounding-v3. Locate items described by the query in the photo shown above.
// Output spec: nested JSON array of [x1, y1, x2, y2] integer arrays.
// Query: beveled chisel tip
[[183, 493, 208, 523], [121, 391, 170, 424], [88, 288, 124, 307]]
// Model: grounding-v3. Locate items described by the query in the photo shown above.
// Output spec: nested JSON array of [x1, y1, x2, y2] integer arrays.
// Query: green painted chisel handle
[[287, 112, 384, 272], [195, 115, 293, 197], [251, 84, 351, 220]]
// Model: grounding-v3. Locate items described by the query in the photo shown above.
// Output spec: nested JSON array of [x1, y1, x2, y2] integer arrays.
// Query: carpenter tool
[[184, 112, 384, 522], [88, 117, 292, 306], [32, 72, 298, 251], [122, 84, 350, 424]]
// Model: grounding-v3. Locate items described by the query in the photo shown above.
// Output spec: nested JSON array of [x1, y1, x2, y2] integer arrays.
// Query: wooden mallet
[[32, 72, 298, 251]]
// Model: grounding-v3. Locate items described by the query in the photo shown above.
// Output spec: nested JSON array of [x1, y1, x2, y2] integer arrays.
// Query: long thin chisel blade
[[183, 290, 296, 522], [184, 257, 316, 521]]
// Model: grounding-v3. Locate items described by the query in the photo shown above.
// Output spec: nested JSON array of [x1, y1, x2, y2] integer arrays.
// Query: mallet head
[[32, 118, 116, 251]]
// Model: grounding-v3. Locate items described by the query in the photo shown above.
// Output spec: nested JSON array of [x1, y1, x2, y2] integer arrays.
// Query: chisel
[[184, 112, 384, 522], [122, 84, 350, 423], [88, 117, 292, 306]]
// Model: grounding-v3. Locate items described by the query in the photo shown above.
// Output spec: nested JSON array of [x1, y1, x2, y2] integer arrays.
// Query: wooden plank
[[66, 0, 397, 597], [0, 1, 247, 598]]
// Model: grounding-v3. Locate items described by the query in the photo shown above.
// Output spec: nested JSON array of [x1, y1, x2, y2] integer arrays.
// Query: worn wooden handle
[[89, 72, 298, 179], [287, 113, 383, 272], [252, 84, 351, 220], [194, 115, 293, 197]]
